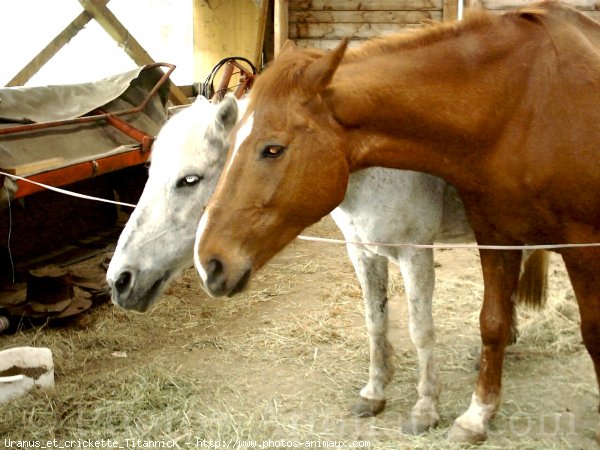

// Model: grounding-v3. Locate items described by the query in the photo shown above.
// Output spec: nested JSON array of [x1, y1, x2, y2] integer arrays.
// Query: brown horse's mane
[[251, 2, 561, 103], [346, 10, 493, 61], [250, 48, 323, 103], [345, 2, 569, 61]]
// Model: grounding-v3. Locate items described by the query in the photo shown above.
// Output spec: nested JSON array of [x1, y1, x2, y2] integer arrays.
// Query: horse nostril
[[207, 258, 224, 281], [115, 271, 133, 295]]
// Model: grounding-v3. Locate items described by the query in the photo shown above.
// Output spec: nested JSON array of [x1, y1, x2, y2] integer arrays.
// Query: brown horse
[[194, 2, 600, 443]]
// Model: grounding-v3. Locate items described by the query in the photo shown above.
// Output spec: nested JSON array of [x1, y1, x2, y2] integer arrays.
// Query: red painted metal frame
[[95, 109, 155, 153], [211, 60, 255, 102], [2, 61, 252, 201], [11, 150, 150, 199], [1, 63, 174, 200]]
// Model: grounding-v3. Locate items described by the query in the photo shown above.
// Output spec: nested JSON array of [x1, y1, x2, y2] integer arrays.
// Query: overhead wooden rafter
[[6, 0, 189, 105], [6, 0, 109, 87]]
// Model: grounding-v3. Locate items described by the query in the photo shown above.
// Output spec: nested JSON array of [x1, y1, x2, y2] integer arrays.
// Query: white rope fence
[[3, 170, 600, 251], [296, 235, 600, 250], [1, 171, 136, 208]]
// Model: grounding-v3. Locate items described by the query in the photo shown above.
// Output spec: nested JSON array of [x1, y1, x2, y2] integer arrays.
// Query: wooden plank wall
[[466, 0, 600, 22], [288, 0, 448, 51]]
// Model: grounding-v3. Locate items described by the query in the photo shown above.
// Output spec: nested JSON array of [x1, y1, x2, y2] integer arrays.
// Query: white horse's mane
[[150, 95, 215, 166]]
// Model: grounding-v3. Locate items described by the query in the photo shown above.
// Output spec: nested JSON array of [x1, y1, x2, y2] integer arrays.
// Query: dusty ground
[[1, 216, 598, 449]]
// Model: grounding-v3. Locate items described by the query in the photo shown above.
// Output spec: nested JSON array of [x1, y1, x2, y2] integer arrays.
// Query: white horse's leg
[[346, 245, 394, 417], [397, 247, 440, 434]]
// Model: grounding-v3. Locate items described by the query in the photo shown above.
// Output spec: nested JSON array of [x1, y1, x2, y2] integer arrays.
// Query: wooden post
[[193, 0, 268, 83], [274, 0, 289, 57], [79, 0, 189, 104], [6, 0, 110, 87], [443, 0, 460, 21], [255, 0, 269, 67]]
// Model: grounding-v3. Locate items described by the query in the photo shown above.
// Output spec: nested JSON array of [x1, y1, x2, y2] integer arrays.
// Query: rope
[[0, 171, 136, 208], [4, 185, 15, 282], [296, 235, 600, 250], [2, 170, 600, 251]]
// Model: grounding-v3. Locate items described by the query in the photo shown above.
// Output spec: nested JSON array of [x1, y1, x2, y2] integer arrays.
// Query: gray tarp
[[0, 65, 170, 177]]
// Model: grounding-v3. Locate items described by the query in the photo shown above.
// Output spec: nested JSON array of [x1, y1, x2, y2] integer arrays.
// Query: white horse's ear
[[216, 94, 239, 132], [194, 95, 210, 104]]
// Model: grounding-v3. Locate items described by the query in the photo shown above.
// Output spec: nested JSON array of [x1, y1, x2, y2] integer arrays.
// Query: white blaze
[[194, 211, 211, 283], [225, 112, 254, 175]]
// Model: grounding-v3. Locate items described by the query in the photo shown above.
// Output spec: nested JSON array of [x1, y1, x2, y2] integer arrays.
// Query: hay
[[1, 218, 596, 449]]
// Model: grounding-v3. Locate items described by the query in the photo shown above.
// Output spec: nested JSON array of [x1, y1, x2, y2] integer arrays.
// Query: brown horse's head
[[194, 41, 350, 297]]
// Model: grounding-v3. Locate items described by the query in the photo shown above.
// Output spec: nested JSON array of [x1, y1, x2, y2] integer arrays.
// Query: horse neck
[[328, 18, 535, 185]]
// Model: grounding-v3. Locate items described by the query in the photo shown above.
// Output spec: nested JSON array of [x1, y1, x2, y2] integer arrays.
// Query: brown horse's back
[[457, 3, 600, 245]]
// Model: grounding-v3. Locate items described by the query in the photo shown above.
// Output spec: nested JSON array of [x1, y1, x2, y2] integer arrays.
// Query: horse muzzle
[[198, 256, 252, 298], [107, 268, 171, 312]]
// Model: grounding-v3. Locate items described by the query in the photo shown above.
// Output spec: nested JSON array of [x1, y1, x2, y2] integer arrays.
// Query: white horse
[[107, 94, 543, 434], [106, 96, 237, 312]]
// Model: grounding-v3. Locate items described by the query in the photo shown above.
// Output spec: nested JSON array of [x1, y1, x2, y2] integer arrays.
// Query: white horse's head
[[107, 94, 241, 312]]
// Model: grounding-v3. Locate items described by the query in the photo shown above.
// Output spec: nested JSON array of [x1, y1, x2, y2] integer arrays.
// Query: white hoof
[[447, 421, 488, 444]]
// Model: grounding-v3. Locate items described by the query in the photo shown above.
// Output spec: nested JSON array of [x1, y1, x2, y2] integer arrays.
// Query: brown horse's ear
[[303, 38, 348, 95], [279, 39, 297, 56]]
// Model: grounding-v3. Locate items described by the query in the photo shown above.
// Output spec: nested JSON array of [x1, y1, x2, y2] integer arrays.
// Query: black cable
[[200, 57, 257, 99]]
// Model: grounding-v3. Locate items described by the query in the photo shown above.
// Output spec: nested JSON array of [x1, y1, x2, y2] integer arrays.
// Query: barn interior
[[0, 0, 468, 328], [2, 2, 599, 448], [3, 0, 600, 327], [0, 0, 270, 327]]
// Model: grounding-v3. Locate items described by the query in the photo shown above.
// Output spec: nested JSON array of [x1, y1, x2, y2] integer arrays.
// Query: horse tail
[[515, 249, 549, 309]]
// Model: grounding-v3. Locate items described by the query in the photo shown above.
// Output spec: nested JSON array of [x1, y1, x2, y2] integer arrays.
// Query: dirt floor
[[1, 216, 598, 449]]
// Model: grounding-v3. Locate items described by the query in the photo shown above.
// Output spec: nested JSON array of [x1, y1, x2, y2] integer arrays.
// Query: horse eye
[[261, 144, 286, 159], [176, 175, 203, 188]]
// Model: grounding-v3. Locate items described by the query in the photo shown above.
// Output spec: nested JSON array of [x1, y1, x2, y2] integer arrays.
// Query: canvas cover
[[0, 65, 170, 177]]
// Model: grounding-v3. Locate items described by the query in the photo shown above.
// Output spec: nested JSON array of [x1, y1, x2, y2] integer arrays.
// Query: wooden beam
[[289, 22, 424, 40], [2, 158, 66, 176], [290, 0, 443, 10], [78, 0, 152, 64], [290, 10, 442, 23], [6, 0, 110, 87], [274, 0, 289, 57], [78, 0, 189, 104]]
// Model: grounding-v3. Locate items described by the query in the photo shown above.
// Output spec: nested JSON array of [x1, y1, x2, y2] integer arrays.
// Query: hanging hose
[[199, 57, 257, 100]]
